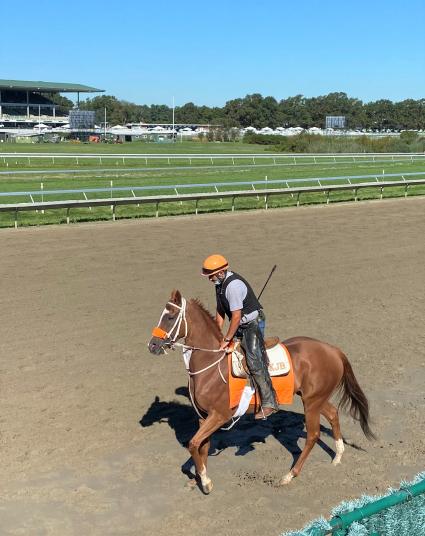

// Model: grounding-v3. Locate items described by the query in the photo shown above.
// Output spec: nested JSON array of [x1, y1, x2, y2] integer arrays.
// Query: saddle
[[230, 337, 291, 379], [227, 337, 295, 409]]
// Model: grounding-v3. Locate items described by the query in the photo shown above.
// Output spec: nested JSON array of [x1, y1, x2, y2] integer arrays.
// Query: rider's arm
[[222, 279, 246, 342], [224, 309, 242, 341], [215, 310, 225, 330]]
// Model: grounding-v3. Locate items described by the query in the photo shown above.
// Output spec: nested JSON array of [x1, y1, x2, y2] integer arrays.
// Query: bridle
[[151, 297, 225, 356], [150, 295, 242, 430], [151, 297, 189, 348]]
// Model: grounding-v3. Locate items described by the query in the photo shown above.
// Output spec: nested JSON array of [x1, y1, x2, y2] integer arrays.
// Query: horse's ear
[[170, 289, 182, 306]]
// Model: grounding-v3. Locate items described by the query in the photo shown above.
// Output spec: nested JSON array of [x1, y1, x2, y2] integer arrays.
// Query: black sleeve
[[216, 298, 225, 318]]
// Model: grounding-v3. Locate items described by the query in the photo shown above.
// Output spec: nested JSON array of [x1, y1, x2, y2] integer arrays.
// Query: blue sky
[[1, 0, 424, 107]]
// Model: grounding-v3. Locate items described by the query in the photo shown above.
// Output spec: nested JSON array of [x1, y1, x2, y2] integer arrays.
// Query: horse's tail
[[338, 353, 376, 440]]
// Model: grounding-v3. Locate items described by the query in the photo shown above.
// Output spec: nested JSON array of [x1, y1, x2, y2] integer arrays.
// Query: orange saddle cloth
[[228, 343, 295, 409]]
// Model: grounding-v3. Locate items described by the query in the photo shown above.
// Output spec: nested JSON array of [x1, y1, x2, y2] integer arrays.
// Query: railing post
[[297, 192, 300, 206], [15, 208, 18, 228], [175, 188, 183, 205], [156, 201, 159, 218], [66, 207, 70, 224], [112, 204, 116, 221], [232, 196, 235, 211], [214, 185, 223, 203], [41, 182, 44, 214], [195, 199, 199, 215]]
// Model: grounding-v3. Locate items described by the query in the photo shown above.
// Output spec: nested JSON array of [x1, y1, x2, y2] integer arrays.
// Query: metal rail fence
[[1, 152, 425, 159], [1, 178, 424, 228], [1, 156, 424, 179], [0, 172, 424, 205], [0, 152, 424, 169]]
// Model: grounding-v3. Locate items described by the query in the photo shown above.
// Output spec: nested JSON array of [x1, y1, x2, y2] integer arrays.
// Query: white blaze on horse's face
[[148, 298, 187, 355]]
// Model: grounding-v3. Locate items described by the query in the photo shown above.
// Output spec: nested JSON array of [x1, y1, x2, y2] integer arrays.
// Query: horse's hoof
[[202, 480, 213, 494], [279, 472, 294, 486], [332, 457, 342, 466]]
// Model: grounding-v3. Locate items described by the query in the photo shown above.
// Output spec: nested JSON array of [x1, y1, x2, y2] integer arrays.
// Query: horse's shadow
[[140, 386, 336, 479]]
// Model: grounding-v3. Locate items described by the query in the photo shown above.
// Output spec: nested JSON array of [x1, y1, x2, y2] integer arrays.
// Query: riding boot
[[239, 320, 278, 416]]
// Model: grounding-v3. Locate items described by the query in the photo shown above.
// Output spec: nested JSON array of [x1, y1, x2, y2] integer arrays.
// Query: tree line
[[59, 92, 425, 130], [244, 131, 425, 153]]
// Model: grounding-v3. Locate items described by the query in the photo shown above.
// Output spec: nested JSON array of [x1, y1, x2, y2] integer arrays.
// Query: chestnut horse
[[148, 290, 375, 494]]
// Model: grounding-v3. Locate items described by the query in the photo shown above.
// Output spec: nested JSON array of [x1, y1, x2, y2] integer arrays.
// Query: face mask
[[213, 279, 222, 286]]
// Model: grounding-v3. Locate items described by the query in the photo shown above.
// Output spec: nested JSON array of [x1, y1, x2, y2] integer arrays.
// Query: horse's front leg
[[198, 418, 211, 472], [188, 411, 226, 494]]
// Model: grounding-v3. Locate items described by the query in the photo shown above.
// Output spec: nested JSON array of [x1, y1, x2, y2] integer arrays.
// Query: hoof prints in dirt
[[235, 470, 276, 487]]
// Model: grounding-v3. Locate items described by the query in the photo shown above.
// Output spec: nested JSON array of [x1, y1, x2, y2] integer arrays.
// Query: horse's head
[[148, 289, 187, 355]]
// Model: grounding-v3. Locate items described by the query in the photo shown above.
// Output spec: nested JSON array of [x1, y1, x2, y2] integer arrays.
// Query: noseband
[[151, 297, 188, 348]]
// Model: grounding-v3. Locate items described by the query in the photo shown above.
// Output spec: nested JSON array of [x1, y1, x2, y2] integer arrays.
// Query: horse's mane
[[190, 298, 222, 340]]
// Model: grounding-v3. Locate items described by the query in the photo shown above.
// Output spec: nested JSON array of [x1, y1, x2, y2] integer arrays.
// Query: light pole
[[172, 96, 176, 142]]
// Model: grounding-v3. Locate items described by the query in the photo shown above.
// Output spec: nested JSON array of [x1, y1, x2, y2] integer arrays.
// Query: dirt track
[[1, 198, 424, 535]]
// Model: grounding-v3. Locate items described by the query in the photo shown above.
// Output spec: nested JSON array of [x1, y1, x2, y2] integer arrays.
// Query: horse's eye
[[167, 316, 174, 321]]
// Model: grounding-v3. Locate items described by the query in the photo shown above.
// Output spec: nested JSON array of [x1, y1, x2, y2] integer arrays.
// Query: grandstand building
[[0, 79, 103, 129]]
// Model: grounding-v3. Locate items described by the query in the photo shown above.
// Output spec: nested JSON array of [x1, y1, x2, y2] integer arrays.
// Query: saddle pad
[[231, 342, 291, 378], [228, 345, 294, 409]]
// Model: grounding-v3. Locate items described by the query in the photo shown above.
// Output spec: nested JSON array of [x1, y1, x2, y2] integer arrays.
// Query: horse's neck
[[185, 303, 220, 353]]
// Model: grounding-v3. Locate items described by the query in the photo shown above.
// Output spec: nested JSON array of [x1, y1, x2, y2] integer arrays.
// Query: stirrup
[[254, 406, 277, 420]]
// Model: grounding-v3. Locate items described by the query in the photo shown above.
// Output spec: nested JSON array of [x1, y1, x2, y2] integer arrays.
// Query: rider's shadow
[[140, 386, 336, 478]]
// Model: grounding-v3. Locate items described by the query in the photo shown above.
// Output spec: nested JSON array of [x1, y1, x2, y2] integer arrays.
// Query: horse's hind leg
[[321, 401, 344, 465], [280, 397, 322, 485]]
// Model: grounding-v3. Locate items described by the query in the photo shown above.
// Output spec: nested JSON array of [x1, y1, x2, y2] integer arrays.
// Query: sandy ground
[[0, 198, 424, 536]]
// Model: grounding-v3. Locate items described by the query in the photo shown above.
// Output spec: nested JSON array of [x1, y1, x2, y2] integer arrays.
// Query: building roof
[[0, 79, 104, 93]]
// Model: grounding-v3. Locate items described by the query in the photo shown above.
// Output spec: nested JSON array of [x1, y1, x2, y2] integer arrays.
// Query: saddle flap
[[230, 341, 247, 378], [231, 341, 291, 378], [266, 343, 291, 376]]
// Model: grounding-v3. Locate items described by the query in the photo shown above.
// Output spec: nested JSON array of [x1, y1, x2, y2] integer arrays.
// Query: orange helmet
[[202, 254, 229, 276]]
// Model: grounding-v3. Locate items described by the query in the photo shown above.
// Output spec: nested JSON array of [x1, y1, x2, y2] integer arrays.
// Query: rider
[[202, 254, 279, 420]]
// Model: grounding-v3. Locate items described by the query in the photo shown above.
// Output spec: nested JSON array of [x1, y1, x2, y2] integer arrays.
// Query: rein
[[151, 295, 243, 430], [151, 296, 227, 380]]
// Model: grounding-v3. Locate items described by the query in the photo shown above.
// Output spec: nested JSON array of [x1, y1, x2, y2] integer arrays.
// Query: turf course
[[0, 142, 424, 227]]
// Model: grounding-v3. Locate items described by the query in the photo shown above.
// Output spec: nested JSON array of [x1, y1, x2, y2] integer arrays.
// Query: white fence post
[[41, 182, 44, 214]]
